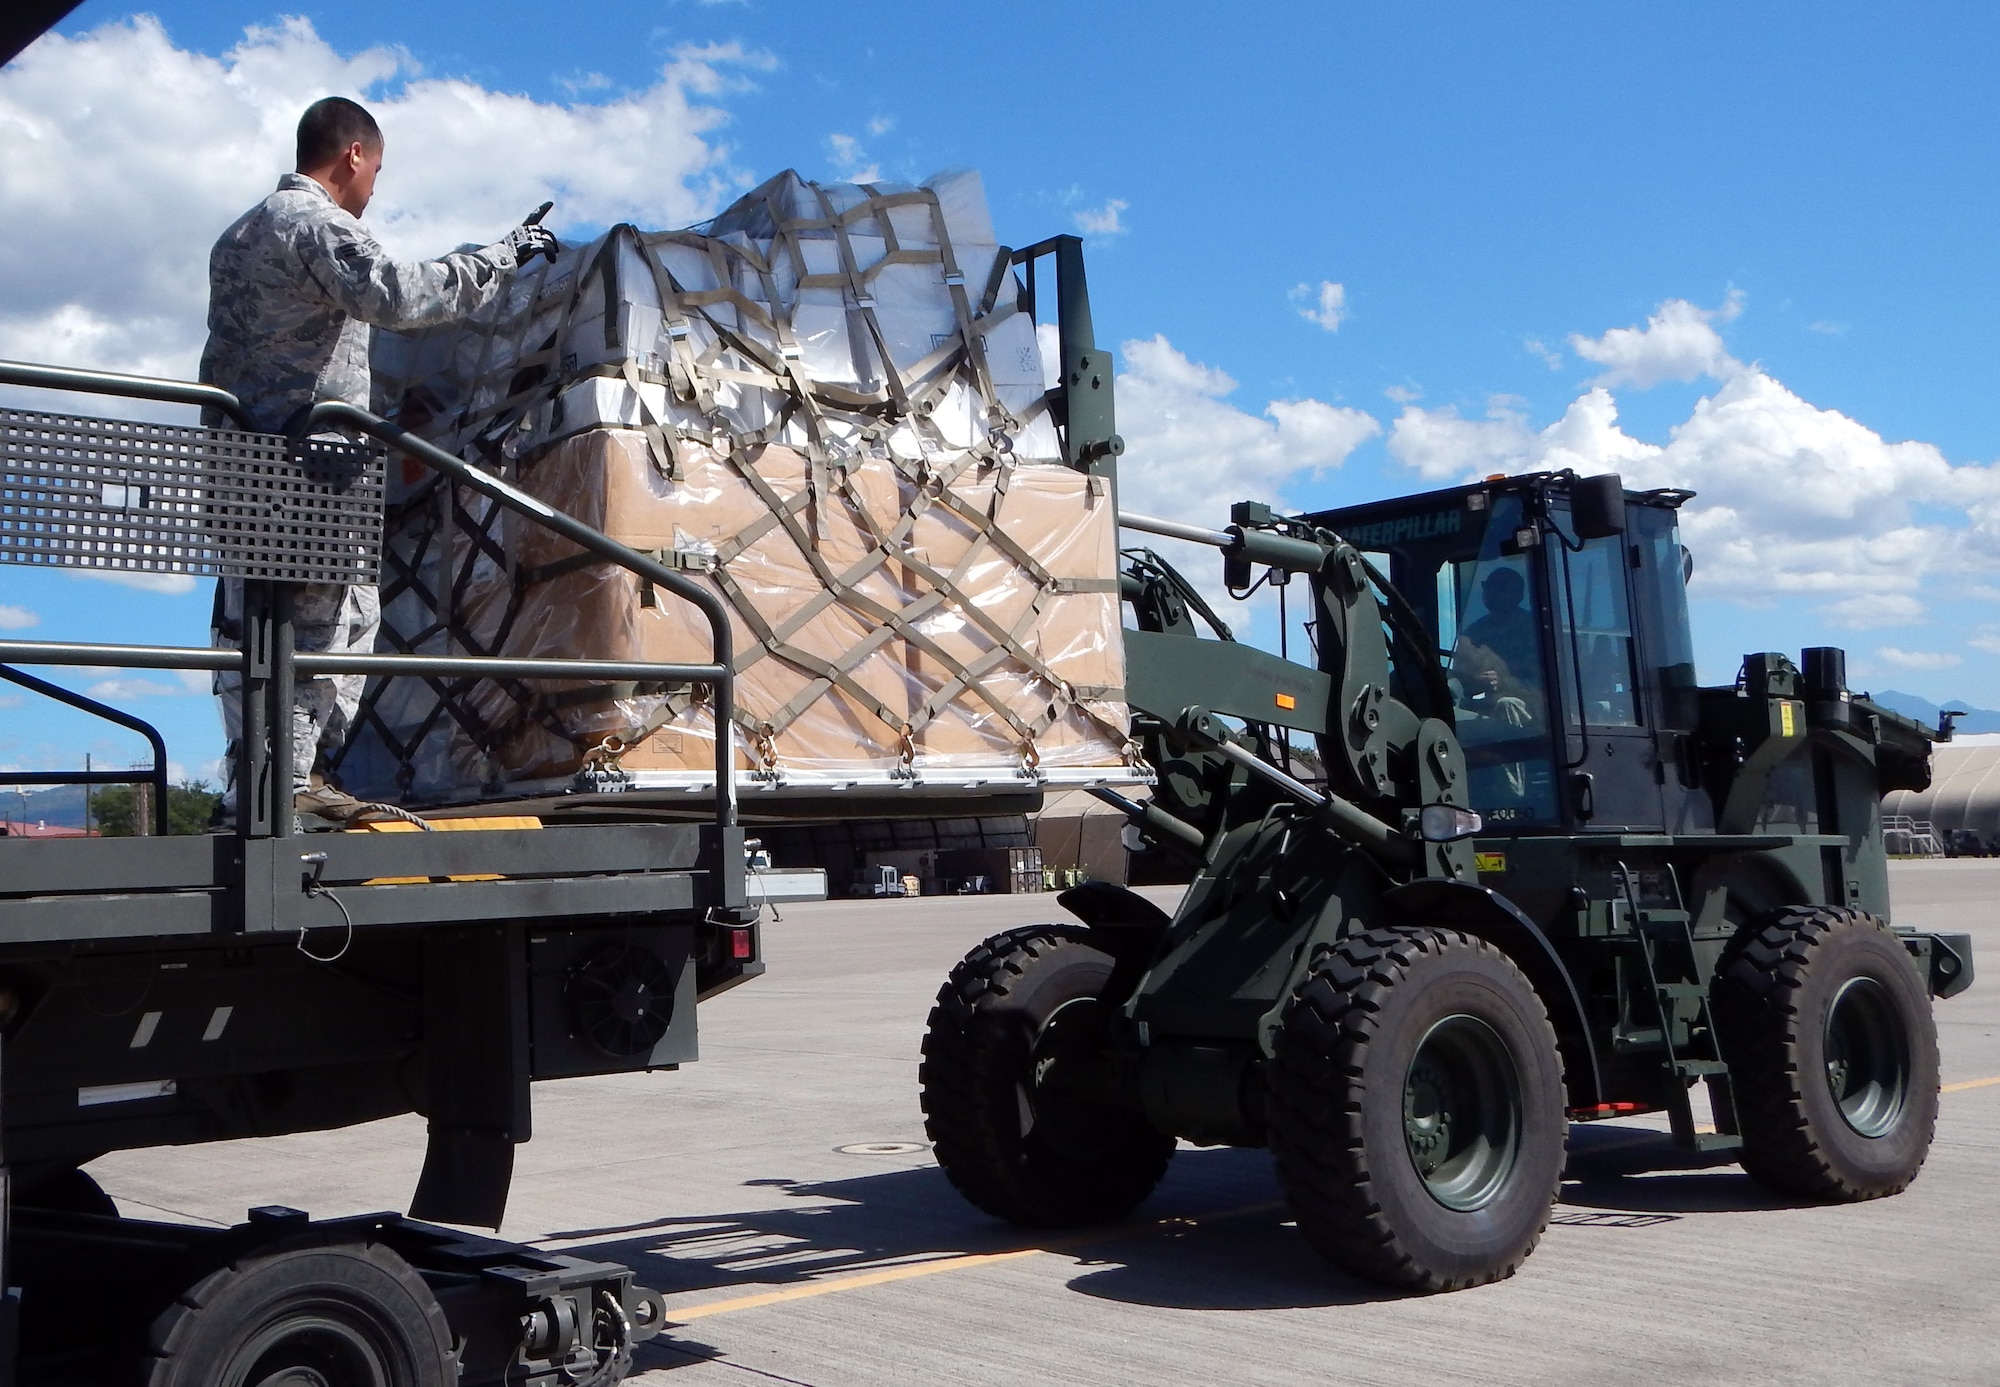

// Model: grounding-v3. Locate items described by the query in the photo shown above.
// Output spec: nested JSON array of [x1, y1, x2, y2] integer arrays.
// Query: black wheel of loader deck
[[1267, 927, 1566, 1292], [141, 1237, 457, 1387], [921, 924, 1174, 1227], [1713, 905, 1939, 1201]]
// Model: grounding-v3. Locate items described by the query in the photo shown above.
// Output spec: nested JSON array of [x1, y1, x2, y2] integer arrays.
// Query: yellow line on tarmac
[[669, 1078, 2000, 1323], [667, 1200, 1287, 1323], [668, 1248, 1044, 1320]]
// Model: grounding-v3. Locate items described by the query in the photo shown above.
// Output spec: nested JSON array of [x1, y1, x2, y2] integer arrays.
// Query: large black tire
[[141, 1237, 457, 1387], [1267, 928, 1567, 1292], [921, 924, 1174, 1227], [1713, 904, 1940, 1201]]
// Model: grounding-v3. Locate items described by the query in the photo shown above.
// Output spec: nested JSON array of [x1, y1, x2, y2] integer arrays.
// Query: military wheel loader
[[920, 249, 1974, 1290]]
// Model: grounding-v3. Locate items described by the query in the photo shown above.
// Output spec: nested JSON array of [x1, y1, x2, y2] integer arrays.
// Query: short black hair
[[296, 97, 382, 171]]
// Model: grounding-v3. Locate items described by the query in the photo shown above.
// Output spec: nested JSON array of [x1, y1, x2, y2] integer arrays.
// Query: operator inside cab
[[203, 97, 558, 827], [1444, 554, 1556, 820]]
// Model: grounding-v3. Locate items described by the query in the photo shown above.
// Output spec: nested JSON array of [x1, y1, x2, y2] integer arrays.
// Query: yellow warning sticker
[[1276, 692, 1297, 710], [1780, 701, 1797, 737], [1474, 851, 1507, 874]]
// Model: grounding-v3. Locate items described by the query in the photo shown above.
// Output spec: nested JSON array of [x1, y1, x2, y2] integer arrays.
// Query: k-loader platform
[[0, 360, 761, 1384]]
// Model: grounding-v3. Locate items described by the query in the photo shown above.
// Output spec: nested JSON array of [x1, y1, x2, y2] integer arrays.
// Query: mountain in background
[[1867, 689, 2000, 735], [1, 784, 90, 830]]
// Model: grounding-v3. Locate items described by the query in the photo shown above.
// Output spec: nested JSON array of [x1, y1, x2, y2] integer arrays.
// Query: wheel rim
[[1020, 996, 1127, 1161], [228, 1305, 399, 1387], [1823, 975, 1911, 1138], [1403, 1014, 1523, 1212]]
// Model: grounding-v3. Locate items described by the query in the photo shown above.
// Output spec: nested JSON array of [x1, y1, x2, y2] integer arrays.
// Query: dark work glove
[[492, 207, 559, 266]]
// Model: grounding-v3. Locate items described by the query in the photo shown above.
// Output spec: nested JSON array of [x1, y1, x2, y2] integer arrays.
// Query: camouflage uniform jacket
[[200, 172, 517, 431]]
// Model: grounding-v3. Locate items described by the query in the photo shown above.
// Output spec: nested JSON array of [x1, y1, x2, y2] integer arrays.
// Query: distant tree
[[89, 780, 220, 836], [88, 784, 137, 836], [167, 779, 220, 835]]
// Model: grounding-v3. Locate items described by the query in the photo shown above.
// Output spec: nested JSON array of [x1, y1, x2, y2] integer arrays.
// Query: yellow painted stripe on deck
[[1943, 1075, 2000, 1093], [360, 815, 542, 884]]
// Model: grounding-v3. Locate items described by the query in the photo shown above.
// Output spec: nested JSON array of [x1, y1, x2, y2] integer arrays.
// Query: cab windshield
[[1337, 492, 1560, 828]]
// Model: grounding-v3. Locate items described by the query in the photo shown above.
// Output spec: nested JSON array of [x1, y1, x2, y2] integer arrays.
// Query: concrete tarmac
[[94, 860, 2000, 1386]]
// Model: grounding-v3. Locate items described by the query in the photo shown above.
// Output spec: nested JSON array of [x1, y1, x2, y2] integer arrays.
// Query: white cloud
[[67, 570, 198, 595], [0, 605, 37, 630], [1874, 646, 1963, 671], [1524, 337, 1563, 370], [1383, 383, 1420, 404], [1073, 199, 1128, 237], [1808, 320, 1848, 336], [1114, 334, 1378, 529], [1109, 334, 1379, 641], [866, 114, 894, 138], [1967, 631, 2000, 655], [826, 132, 879, 183], [1386, 291, 2000, 623], [1570, 290, 1743, 389], [0, 17, 758, 390], [1388, 386, 1657, 481], [1290, 281, 1346, 333], [1820, 592, 1925, 630], [85, 676, 200, 700]]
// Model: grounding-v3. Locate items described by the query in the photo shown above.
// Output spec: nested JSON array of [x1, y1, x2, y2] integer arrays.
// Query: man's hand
[[493, 207, 559, 266]]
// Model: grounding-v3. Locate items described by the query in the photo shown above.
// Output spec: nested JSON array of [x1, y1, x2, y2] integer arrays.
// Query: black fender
[[1057, 880, 1174, 1003], [1058, 880, 1173, 931], [1383, 878, 1603, 1110]]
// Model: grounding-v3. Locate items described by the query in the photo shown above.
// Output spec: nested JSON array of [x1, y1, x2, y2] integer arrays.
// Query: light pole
[[13, 789, 27, 837]]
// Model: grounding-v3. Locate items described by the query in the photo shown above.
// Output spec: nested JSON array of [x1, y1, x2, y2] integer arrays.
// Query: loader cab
[[1308, 473, 1709, 836]]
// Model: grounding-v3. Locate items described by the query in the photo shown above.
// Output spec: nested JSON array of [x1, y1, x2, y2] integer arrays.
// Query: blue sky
[[6, 1, 2000, 784]]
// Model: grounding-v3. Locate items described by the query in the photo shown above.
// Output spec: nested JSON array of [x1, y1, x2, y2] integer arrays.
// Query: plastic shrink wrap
[[337, 169, 1138, 804]]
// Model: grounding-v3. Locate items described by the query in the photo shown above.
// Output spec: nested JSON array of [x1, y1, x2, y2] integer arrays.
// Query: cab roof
[[1305, 471, 1694, 532]]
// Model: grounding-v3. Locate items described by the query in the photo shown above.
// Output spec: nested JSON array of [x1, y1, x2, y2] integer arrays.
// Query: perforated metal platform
[[0, 406, 383, 583]]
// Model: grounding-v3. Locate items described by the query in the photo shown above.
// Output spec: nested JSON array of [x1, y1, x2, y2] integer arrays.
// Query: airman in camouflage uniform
[[205, 96, 554, 819]]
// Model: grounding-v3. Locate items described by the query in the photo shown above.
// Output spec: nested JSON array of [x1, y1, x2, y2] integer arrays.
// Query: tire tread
[[921, 924, 1172, 1227], [1266, 926, 1563, 1292], [141, 1235, 456, 1386], [1714, 904, 1939, 1202]]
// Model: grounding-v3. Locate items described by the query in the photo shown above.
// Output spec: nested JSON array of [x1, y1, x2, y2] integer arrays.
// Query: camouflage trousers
[[213, 579, 381, 793]]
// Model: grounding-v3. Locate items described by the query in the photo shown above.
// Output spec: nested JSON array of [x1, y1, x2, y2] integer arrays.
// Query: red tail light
[[729, 927, 753, 960], [1568, 1101, 1650, 1118]]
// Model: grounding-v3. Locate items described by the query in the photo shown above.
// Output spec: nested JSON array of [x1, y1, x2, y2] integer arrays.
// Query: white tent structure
[[1882, 734, 2000, 848]]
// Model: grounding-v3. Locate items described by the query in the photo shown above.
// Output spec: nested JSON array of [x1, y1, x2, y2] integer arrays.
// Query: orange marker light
[[1275, 693, 1297, 710]]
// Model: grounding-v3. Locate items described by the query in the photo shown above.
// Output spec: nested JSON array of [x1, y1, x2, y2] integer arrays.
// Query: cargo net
[[0, 407, 383, 583], [337, 170, 1136, 803]]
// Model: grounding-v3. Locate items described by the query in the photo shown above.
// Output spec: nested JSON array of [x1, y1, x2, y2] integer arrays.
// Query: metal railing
[[0, 663, 170, 836], [1883, 814, 1944, 857], [0, 359, 737, 833]]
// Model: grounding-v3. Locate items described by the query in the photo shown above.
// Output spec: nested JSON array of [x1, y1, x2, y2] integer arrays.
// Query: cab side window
[[1557, 536, 1641, 728]]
